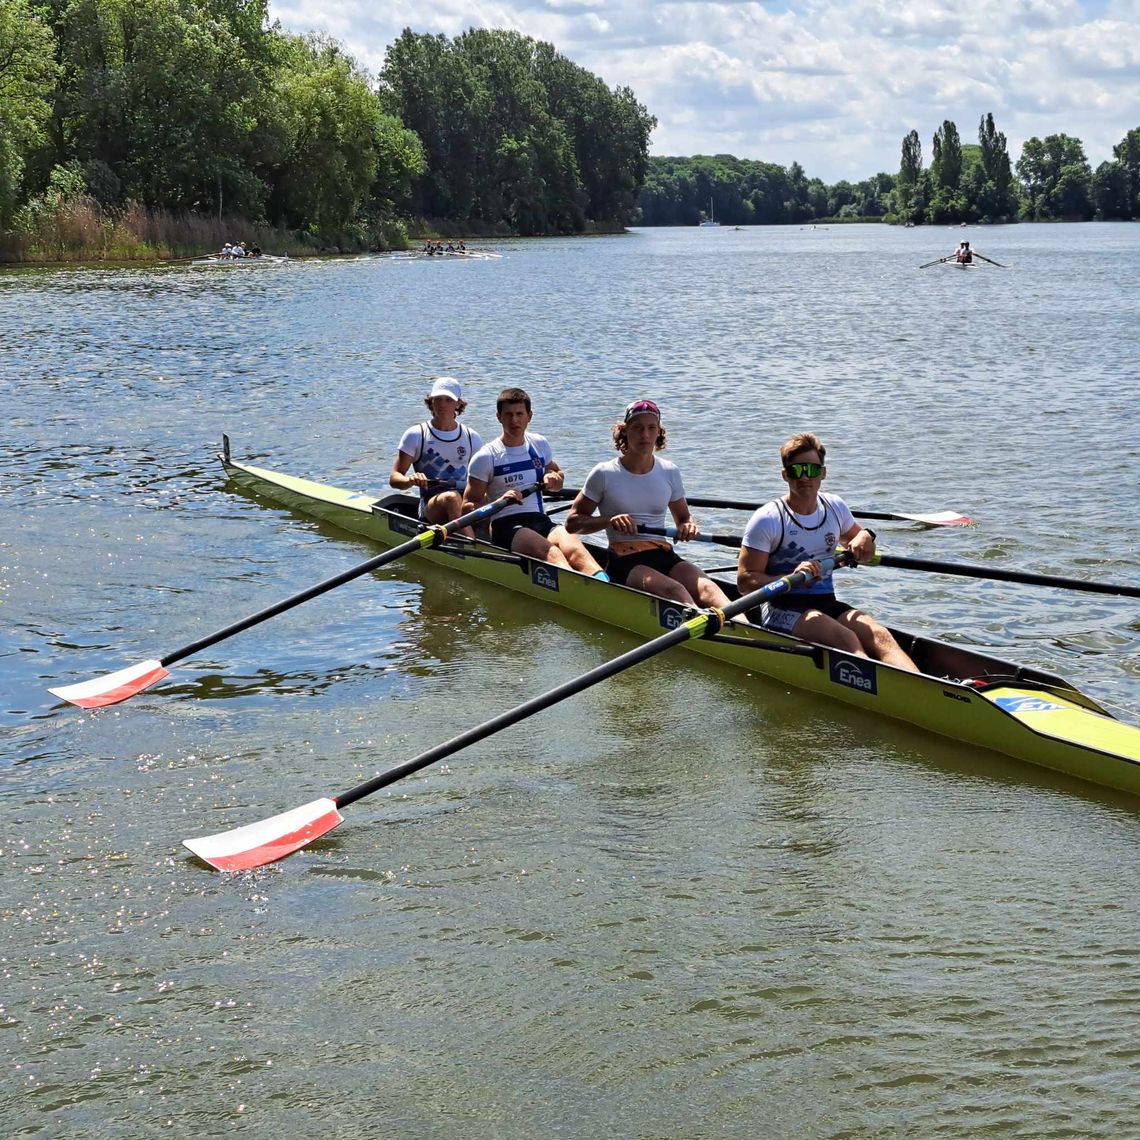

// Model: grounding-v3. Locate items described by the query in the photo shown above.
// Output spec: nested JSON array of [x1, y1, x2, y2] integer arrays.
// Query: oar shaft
[[872, 554, 1139, 598], [163, 488, 529, 667], [638, 525, 737, 546], [552, 486, 948, 524], [335, 559, 836, 810], [162, 534, 429, 667]]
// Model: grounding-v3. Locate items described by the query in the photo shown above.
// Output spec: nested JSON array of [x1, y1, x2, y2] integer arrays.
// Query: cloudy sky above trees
[[268, 0, 1140, 183]]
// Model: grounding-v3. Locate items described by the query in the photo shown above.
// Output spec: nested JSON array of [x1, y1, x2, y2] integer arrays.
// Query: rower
[[954, 240, 972, 263], [463, 388, 606, 578], [565, 399, 729, 608], [390, 377, 483, 528], [737, 433, 919, 671]]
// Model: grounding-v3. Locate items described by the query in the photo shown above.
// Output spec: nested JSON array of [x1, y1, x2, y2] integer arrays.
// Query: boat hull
[[220, 452, 1140, 798]]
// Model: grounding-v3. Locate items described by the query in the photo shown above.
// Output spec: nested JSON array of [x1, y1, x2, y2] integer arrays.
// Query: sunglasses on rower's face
[[785, 462, 824, 479]]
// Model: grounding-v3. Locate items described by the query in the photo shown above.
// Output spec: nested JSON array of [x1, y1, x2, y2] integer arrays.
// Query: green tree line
[[639, 154, 893, 225], [639, 113, 1139, 227], [1, 1, 655, 254], [890, 114, 1139, 224]]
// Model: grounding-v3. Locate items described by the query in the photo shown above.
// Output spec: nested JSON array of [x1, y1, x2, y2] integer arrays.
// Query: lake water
[[2, 224, 1139, 1137]]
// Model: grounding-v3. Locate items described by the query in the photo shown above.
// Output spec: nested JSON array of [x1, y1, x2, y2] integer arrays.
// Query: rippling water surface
[[2, 225, 1139, 1137]]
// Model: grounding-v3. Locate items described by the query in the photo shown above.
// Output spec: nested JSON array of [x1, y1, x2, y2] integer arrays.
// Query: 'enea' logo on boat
[[994, 695, 1064, 714], [531, 563, 559, 591], [659, 603, 687, 630], [830, 655, 878, 695]]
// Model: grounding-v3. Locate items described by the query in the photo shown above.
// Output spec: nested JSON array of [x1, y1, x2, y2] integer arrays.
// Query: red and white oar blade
[[893, 510, 976, 527], [48, 659, 170, 708], [182, 798, 344, 872]]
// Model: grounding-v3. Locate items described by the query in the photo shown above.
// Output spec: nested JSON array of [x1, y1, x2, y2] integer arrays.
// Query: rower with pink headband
[[563, 400, 731, 610]]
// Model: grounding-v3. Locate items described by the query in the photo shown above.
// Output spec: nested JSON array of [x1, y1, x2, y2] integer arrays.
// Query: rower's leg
[[548, 526, 604, 577], [511, 529, 571, 569], [790, 611, 866, 656], [838, 610, 920, 672], [671, 561, 730, 608], [625, 565, 696, 606]]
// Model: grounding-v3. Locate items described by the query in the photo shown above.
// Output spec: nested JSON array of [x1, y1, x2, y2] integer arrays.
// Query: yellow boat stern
[[977, 685, 1140, 791]]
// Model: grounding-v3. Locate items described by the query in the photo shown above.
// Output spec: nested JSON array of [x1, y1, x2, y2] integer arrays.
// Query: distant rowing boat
[[219, 441, 1140, 799], [191, 254, 290, 266]]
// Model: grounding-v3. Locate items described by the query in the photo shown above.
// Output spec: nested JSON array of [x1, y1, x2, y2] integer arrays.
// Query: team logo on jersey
[[532, 563, 559, 591], [829, 654, 877, 695], [456, 445, 467, 459], [826, 532, 837, 549]]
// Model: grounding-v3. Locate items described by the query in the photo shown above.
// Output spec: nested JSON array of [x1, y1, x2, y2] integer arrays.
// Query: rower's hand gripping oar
[[182, 556, 847, 871], [548, 488, 974, 528], [48, 487, 537, 709]]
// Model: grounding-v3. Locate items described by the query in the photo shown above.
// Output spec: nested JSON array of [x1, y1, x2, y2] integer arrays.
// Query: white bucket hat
[[427, 377, 462, 401]]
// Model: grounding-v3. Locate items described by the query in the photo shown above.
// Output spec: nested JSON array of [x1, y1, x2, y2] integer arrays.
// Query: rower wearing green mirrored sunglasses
[[737, 432, 918, 672]]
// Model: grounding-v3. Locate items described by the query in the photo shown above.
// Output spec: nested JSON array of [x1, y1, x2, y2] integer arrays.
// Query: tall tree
[[1016, 133, 1093, 220], [1111, 127, 1140, 218], [55, 0, 265, 214], [261, 32, 389, 232], [977, 112, 1017, 221], [1091, 160, 1131, 220], [0, 0, 59, 224], [932, 120, 962, 190], [893, 129, 923, 221]]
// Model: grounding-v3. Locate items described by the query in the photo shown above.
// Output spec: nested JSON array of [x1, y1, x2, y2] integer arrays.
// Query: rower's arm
[[668, 497, 699, 541], [542, 460, 565, 492], [564, 492, 606, 534], [738, 545, 781, 593], [390, 450, 426, 490], [462, 476, 490, 515], [841, 522, 876, 563]]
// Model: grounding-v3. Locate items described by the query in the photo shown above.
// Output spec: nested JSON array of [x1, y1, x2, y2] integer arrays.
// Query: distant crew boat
[[698, 198, 720, 227]]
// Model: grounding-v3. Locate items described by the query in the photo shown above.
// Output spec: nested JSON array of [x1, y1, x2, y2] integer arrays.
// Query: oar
[[48, 488, 536, 709], [548, 488, 974, 527], [866, 553, 1139, 598], [644, 528, 1140, 597], [972, 252, 1006, 268], [182, 556, 846, 871], [638, 525, 736, 547], [919, 255, 955, 269]]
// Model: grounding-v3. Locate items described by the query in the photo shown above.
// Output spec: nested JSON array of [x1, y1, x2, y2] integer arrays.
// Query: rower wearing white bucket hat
[[390, 377, 483, 528]]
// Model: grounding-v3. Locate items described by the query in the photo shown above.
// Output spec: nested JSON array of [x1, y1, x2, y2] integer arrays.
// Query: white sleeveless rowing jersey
[[740, 494, 855, 595], [397, 421, 482, 516]]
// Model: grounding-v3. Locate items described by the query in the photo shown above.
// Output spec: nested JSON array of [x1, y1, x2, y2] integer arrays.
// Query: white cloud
[[267, 0, 1140, 181]]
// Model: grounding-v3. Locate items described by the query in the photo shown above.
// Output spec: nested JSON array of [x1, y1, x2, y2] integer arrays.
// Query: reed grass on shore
[[0, 198, 403, 264]]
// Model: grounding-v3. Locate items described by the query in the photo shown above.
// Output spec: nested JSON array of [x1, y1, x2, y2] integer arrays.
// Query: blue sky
[[267, 0, 1140, 184]]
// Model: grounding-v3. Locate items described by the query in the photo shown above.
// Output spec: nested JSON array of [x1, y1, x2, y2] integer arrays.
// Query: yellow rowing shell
[[220, 445, 1140, 799]]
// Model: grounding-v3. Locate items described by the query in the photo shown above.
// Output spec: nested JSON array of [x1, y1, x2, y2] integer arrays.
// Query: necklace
[[783, 497, 827, 530]]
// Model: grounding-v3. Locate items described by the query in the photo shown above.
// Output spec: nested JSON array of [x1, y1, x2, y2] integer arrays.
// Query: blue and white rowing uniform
[[467, 433, 551, 517], [742, 493, 855, 598], [396, 421, 482, 518]]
